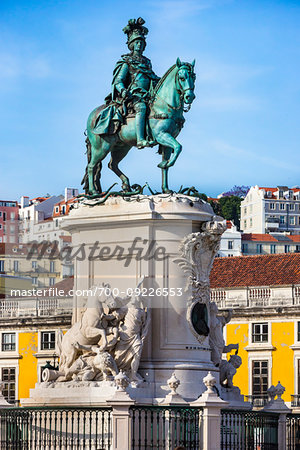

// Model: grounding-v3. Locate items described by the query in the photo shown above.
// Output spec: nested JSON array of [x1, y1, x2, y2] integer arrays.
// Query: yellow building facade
[[0, 278, 72, 404], [211, 252, 300, 408]]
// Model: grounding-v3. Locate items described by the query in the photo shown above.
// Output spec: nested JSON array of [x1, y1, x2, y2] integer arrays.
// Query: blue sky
[[1, 0, 300, 200]]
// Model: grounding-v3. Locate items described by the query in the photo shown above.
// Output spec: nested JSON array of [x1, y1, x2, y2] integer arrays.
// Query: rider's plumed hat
[[123, 17, 148, 47]]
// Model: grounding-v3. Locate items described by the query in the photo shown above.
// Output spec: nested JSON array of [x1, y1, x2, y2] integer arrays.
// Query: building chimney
[[65, 187, 79, 202], [20, 196, 29, 208]]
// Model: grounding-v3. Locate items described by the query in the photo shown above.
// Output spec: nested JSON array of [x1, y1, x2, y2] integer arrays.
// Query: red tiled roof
[[259, 187, 300, 193], [242, 234, 277, 242], [31, 197, 49, 202], [210, 253, 300, 288], [59, 235, 71, 242], [242, 233, 300, 243], [54, 197, 78, 207], [42, 276, 74, 297], [258, 187, 278, 192]]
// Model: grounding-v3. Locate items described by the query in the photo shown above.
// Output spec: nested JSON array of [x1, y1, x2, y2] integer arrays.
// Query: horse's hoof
[[158, 161, 167, 169], [122, 185, 131, 193]]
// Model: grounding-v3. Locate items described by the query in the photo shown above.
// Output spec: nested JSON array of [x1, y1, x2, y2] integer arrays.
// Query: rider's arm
[[114, 62, 130, 97]]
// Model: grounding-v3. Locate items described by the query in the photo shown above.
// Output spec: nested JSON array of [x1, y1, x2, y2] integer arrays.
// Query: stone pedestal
[[23, 194, 223, 405], [220, 386, 252, 410]]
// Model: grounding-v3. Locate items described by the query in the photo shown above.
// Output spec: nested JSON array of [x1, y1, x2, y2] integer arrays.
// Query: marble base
[[220, 386, 252, 410]]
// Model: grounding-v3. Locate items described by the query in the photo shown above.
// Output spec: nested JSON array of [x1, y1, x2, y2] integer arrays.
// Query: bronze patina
[[82, 18, 196, 197]]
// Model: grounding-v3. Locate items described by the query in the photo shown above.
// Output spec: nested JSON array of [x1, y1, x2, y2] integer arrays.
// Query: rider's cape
[[92, 54, 159, 136]]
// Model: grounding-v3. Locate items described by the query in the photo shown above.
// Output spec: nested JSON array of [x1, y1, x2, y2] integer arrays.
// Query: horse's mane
[[152, 64, 176, 96]]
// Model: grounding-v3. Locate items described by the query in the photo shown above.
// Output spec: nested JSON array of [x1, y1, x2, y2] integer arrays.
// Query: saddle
[[92, 97, 154, 143]]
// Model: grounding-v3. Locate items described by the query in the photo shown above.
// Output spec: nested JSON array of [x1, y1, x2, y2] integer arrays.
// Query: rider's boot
[[135, 102, 153, 149]]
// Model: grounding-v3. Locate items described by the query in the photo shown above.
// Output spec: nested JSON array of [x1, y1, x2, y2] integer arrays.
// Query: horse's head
[[176, 58, 196, 105]]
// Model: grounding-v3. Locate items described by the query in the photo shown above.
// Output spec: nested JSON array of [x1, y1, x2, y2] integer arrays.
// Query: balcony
[[245, 395, 269, 408], [0, 297, 72, 318], [265, 217, 280, 230], [291, 395, 300, 408]]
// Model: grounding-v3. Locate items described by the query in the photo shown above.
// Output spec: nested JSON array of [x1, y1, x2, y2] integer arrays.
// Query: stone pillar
[[264, 382, 291, 450], [109, 401, 133, 450], [191, 372, 228, 450], [108, 372, 134, 450], [278, 413, 287, 450]]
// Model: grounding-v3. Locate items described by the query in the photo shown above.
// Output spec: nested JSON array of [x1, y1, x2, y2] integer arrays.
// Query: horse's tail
[[81, 136, 92, 193], [56, 329, 64, 357]]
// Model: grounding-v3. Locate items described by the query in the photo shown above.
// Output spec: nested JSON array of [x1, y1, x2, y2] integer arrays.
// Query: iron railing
[[221, 409, 279, 450], [130, 405, 202, 449], [287, 414, 300, 449], [0, 406, 112, 449]]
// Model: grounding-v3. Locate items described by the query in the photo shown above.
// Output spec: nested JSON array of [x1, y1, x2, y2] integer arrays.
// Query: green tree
[[218, 196, 242, 229]]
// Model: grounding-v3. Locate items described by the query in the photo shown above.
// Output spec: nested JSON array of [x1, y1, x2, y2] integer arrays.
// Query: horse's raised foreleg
[[108, 145, 132, 192], [156, 133, 182, 169], [159, 146, 172, 193]]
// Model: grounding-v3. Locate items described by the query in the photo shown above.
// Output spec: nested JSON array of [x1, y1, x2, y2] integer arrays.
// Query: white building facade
[[218, 220, 242, 257], [241, 185, 300, 234]]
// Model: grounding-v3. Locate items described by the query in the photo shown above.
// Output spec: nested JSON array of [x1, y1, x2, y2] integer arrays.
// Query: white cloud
[[212, 139, 300, 172]]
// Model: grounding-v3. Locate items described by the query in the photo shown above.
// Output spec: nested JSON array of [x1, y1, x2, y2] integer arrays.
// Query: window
[[55, 207, 59, 214], [270, 244, 276, 254], [244, 220, 247, 229], [50, 261, 55, 273], [0, 260, 4, 272], [290, 216, 295, 225], [285, 245, 290, 253], [298, 322, 300, 341], [13, 260, 18, 272], [256, 244, 262, 254], [10, 212, 15, 221], [1, 367, 16, 403], [10, 225, 15, 234], [32, 261, 37, 269], [2, 333, 16, 351], [252, 323, 268, 342], [228, 241, 233, 250], [55, 219, 59, 227], [280, 216, 285, 224], [242, 243, 248, 253], [250, 218, 253, 227], [0, 212, 1, 217], [269, 203, 275, 210], [244, 207, 247, 214], [280, 203, 285, 210], [3, 212, 6, 221], [296, 245, 300, 253], [41, 331, 55, 350], [252, 360, 268, 402], [49, 277, 55, 286], [0, 224, 2, 230], [289, 204, 295, 211], [32, 277, 37, 285]]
